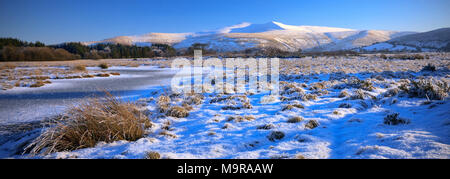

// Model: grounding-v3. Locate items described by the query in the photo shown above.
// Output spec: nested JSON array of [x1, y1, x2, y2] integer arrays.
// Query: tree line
[[52, 42, 177, 59], [0, 38, 79, 61], [0, 38, 178, 61], [0, 38, 311, 61], [0, 37, 45, 49], [1, 37, 364, 61]]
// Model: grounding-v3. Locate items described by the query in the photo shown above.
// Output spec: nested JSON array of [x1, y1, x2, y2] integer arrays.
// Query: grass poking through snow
[[25, 92, 151, 156]]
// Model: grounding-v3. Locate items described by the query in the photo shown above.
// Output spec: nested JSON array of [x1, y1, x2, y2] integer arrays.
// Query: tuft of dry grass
[[30, 81, 46, 88], [281, 104, 304, 111], [257, 124, 275, 130], [281, 83, 305, 95], [43, 80, 52, 84], [183, 93, 204, 105], [25, 92, 151, 155], [157, 95, 171, 113], [159, 131, 177, 138], [338, 90, 350, 98], [227, 115, 255, 122], [208, 131, 216, 136], [295, 154, 307, 159], [29, 75, 50, 80], [305, 120, 320, 129], [407, 78, 449, 100], [145, 151, 161, 159], [281, 105, 295, 111], [181, 103, 193, 111], [310, 82, 327, 90], [98, 63, 109, 69], [360, 80, 375, 91], [166, 106, 189, 118], [384, 88, 399, 97], [14, 80, 21, 87], [212, 95, 253, 110], [73, 65, 86, 71], [303, 94, 318, 101], [384, 113, 410, 125], [291, 104, 304, 109], [287, 116, 304, 123], [351, 89, 367, 100], [267, 131, 285, 142], [129, 63, 141, 67], [82, 74, 95, 78], [222, 123, 231, 129]]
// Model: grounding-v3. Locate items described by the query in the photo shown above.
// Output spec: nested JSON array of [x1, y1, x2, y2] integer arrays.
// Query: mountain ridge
[[80, 21, 449, 52], [360, 28, 450, 52]]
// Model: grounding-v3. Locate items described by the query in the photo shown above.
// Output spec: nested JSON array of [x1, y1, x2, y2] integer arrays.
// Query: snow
[[272, 21, 355, 33], [229, 21, 286, 33], [84, 33, 192, 46], [83, 21, 416, 52], [14, 64, 449, 159], [218, 22, 252, 33], [86, 65, 166, 71], [173, 34, 257, 52], [226, 21, 355, 34], [361, 42, 418, 51]]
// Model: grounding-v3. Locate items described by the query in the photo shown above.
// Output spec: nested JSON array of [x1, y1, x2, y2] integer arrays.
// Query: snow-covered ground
[[1, 56, 449, 159]]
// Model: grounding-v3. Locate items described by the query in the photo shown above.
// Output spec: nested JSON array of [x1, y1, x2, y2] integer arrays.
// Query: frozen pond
[[0, 66, 179, 124]]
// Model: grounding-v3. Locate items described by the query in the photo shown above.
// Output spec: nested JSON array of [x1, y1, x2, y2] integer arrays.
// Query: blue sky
[[1, 0, 449, 44]]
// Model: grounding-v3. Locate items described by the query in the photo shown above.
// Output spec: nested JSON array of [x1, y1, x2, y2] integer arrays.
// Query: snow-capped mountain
[[82, 21, 419, 52], [389, 28, 450, 48], [359, 28, 450, 52]]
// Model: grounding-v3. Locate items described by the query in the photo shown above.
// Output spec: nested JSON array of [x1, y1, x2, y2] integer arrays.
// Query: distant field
[[0, 58, 173, 90]]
